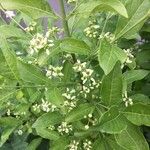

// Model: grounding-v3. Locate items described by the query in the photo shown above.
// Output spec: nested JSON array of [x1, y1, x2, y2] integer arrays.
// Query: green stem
[[58, 0, 70, 37], [58, 0, 77, 62]]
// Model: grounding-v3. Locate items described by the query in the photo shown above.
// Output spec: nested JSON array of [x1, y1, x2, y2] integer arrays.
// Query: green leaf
[[107, 136, 126, 150], [130, 94, 150, 104], [62, 61, 74, 83], [36, 128, 60, 141], [95, 106, 127, 134], [115, 0, 150, 39], [123, 69, 149, 84], [0, 37, 19, 80], [93, 138, 111, 150], [0, 126, 16, 147], [60, 38, 90, 55], [93, 0, 128, 18], [0, 25, 27, 38], [26, 138, 42, 150], [33, 112, 62, 129], [76, 0, 128, 18], [0, 117, 19, 147], [98, 39, 127, 75], [0, 0, 55, 19], [100, 63, 123, 106], [45, 88, 64, 108], [65, 104, 94, 123], [115, 124, 149, 150], [37, 42, 61, 66], [51, 137, 69, 150], [123, 103, 150, 126], [17, 60, 51, 85]]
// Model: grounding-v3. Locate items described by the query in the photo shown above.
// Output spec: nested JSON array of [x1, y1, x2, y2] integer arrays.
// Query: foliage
[[0, 0, 150, 149]]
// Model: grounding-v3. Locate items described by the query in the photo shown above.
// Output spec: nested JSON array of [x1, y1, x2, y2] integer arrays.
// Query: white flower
[[63, 100, 77, 112], [17, 129, 23, 135], [83, 140, 92, 150], [83, 86, 90, 93], [48, 125, 55, 131], [84, 21, 100, 38], [85, 125, 89, 130], [29, 33, 47, 54], [46, 27, 63, 37], [88, 114, 92, 118], [68, 140, 79, 150], [33, 104, 41, 112], [123, 49, 134, 64], [62, 88, 76, 100], [41, 99, 51, 112], [5, 11, 15, 18], [73, 60, 86, 72], [82, 69, 93, 78], [123, 91, 133, 107], [57, 122, 73, 135], [46, 65, 64, 79], [98, 32, 115, 42], [6, 109, 11, 116]]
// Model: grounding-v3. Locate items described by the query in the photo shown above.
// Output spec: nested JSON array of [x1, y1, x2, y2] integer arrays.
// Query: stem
[[58, 0, 77, 62], [58, 0, 70, 37]]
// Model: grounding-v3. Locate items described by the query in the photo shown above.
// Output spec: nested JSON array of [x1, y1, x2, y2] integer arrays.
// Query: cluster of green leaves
[[0, 0, 150, 149]]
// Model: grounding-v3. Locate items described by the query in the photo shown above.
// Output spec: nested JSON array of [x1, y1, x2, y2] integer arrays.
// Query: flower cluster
[[68, 140, 79, 150], [123, 91, 133, 107], [46, 65, 64, 79], [84, 21, 100, 38], [25, 22, 37, 32], [57, 122, 73, 135], [32, 99, 57, 113], [62, 88, 77, 112], [62, 88, 76, 100], [48, 125, 55, 131], [123, 49, 134, 64], [46, 27, 63, 38], [83, 140, 92, 150], [99, 32, 115, 42], [73, 60, 100, 98], [84, 113, 97, 130], [29, 33, 54, 55]]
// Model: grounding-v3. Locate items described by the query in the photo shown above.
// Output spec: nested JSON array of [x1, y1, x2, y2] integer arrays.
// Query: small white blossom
[[41, 99, 51, 112], [84, 21, 100, 38], [98, 32, 115, 42], [73, 60, 87, 72], [123, 49, 134, 64], [25, 21, 37, 32], [57, 122, 73, 135], [83, 140, 92, 150], [88, 114, 92, 118], [46, 65, 64, 79], [17, 129, 23, 135], [29, 33, 47, 54], [123, 91, 133, 107], [5, 11, 15, 18], [68, 140, 79, 150], [63, 100, 77, 112], [46, 27, 63, 38], [32, 104, 41, 112], [48, 125, 55, 131], [85, 125, 89, 130], [6, 109, 11, 116]]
